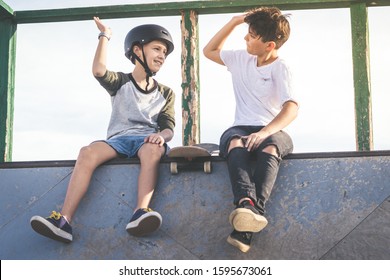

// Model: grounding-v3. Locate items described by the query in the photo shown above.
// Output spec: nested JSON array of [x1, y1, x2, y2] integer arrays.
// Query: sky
[[4, 0, 390, 161]]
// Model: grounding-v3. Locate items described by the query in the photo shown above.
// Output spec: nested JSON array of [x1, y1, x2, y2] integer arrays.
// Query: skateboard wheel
[[170, 162, 178, 174], [204, 161, 211, 173]]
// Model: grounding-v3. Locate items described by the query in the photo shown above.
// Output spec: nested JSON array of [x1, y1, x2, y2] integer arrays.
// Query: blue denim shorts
[[219, 126, 293, 158], [102, 135, 168, 158]]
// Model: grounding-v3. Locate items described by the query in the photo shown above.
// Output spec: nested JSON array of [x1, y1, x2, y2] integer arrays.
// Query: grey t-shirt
[[95, 71, 175, 140]]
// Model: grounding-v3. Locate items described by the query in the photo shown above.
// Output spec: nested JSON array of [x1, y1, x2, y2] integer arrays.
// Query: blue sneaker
[[30, 211, 73, 243], [126, 208, 162, 237], [229, 200, 268, 232]]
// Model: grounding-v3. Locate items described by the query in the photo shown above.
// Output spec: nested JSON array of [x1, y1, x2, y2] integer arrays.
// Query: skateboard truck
[[167, 144, 218, 174], [170, 158, 212, 174]]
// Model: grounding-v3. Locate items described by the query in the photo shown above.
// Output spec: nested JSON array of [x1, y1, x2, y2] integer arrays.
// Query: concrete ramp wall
[[0, 152, 389, 260]]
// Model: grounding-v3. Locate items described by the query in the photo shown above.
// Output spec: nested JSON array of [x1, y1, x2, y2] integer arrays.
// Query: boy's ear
[[131, 45, 143, 64], [266, 41, 276, 51], [132, 45, 142, 56]]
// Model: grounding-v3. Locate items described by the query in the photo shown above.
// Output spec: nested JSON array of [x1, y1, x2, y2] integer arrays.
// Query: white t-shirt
[[220, 49, 297, 127]]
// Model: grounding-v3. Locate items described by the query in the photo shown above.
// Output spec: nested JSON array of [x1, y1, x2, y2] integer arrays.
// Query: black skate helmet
[[124, 24, 174, 63]]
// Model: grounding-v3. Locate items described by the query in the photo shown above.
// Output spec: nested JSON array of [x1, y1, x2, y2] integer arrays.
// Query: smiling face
[[133, 40, 168, 73]]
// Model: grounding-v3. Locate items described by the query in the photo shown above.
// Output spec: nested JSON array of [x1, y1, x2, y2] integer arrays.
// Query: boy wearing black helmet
[[204, 7, 298, 252], [30, 17, 176, 242]]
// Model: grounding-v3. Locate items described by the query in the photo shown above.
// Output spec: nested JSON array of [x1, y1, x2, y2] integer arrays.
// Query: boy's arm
[[159, 128, 174, 143], [244, 101, 298, 151], [92, 17, 112, 77], [147, 85, 175, 146], [203, 14, 246, 65]]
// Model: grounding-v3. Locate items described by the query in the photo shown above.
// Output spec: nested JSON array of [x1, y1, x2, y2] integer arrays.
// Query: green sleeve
[[157, 83, 176, 132], [94, 71, 130, 96]]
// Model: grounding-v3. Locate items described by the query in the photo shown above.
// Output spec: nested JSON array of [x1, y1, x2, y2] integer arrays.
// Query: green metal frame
[[9, 0, 390, 23], [1, 0, 389, 161], [350, 3, 373, 151], [181, 10, 200, 145], [0, 0, 16, 162]]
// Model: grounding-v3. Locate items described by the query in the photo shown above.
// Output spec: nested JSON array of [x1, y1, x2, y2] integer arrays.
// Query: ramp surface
[[1, 152, 389, 259]]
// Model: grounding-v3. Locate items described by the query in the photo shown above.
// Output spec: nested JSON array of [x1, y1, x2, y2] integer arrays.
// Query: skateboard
[[167, 143, 219, 174]]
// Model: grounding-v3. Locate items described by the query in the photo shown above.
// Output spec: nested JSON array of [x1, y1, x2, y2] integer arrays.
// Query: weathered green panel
[[350, 3, 373, 151], [0, 18, 16, 162], [181, 10, 200, 146], [10, 1, 390, 24], [0, 0, 13, 18]]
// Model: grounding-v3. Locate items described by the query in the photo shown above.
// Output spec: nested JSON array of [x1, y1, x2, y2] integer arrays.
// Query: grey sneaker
[[30, 211, 73, 243], [126, 208, 162, 237], [229, 200, 268, 232]]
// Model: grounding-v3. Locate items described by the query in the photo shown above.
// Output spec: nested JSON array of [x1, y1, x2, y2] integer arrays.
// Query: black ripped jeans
[[220, 126, 293, 215]]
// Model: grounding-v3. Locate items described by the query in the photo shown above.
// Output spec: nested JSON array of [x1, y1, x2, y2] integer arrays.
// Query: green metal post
[[0, 4, 16, 162], [181, 10, 200, 146], [350, 3, 373, 151]]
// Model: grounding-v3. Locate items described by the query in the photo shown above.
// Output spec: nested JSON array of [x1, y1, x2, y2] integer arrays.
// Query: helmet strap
[[141, 47, 155, 91], [130, 46, 155, 91]]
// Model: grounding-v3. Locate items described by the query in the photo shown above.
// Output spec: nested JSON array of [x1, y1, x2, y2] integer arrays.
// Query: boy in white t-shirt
[[204, 7, 298, 252]]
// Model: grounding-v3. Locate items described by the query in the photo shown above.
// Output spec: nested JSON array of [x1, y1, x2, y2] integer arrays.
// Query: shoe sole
[[126, 212, 162, 237], [227, 235, 250, 253], [30, 216, 72, 243], [229, 208, 268, 232]]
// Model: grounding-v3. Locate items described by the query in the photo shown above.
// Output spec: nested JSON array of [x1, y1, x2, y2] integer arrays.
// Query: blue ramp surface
[[1, 152, 389, 259]]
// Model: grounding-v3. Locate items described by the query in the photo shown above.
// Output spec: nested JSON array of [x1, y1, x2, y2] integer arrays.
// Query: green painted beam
[[0, 17, 16, 162], [350, 3, 373, 151], [181, 10, 200, 145], [8, 0, 390, 24], [0, 0, 13, 18]]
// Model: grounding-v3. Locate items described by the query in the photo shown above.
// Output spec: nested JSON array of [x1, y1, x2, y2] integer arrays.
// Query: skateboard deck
[[167, 143, 219, 174]]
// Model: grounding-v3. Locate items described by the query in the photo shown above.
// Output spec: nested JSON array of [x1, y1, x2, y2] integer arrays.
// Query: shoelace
[[48, 211, 62, 220]]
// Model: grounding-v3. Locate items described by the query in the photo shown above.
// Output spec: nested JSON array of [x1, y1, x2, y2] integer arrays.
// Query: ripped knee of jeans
[[227, 137, 245, 154], [262, 144, 280, 158]]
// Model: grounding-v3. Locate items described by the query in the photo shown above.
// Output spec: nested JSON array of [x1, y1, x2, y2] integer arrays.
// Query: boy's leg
[[253, 146, 281, 215], [62, 141, 118, 222], [227, 144, 256, 205], [226, 138, 267, 233], [253, 130, 293, 214], [30, 141, 117, 243], [223, 136, 265, 252], [136, 142, 165, 209], [220, 127, 257, 204], [126, 143, 165, 236]]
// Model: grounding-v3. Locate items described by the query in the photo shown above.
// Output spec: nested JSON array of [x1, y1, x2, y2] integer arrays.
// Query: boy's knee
[[228, 137, 245, 153], [139, 143, 164, 161], [78, 146, 93, 160], [76, 145, 98, 168], [262, 145, 279, 157]]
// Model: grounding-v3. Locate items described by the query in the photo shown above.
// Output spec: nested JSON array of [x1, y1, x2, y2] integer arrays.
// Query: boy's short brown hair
[[244, 7, 290, 49]]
